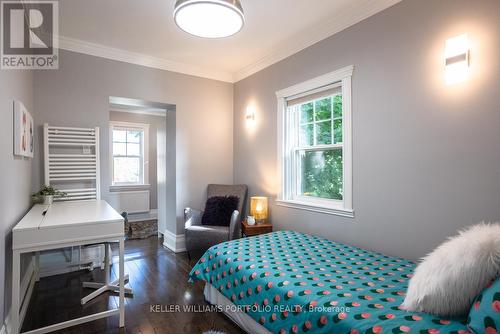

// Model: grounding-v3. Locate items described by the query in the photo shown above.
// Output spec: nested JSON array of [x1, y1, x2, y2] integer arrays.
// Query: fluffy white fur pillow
[[401, 223, 500, 317]]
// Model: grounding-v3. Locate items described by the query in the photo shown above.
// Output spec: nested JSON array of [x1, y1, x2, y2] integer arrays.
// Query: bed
[[189, 231, 470, 334]]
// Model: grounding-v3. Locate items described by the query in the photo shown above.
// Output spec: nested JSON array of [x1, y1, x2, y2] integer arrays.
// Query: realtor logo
[[1, 0, 58, 69]]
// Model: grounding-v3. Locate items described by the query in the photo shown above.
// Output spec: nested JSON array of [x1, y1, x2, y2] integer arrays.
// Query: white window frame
[[109, 121, 150, 189], [276, 65, 354, 218]]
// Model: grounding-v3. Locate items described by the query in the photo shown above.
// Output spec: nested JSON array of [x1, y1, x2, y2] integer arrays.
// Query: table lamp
[[250, 196, 268, 224]]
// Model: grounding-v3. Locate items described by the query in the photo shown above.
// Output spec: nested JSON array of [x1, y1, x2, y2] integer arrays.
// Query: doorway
[[108, 96, 176, 240]]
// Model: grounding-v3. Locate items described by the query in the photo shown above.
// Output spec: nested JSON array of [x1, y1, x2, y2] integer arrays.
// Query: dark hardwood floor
[[22, 237, 245, 334]]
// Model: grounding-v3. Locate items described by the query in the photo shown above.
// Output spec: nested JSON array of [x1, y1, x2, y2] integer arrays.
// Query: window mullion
[[312, 101, 317, 146], [296, 144, 342, 151], [141, 133, 144, 183], [296, 105, 302, 199], [124, 131, 129, 157], [292, 106, 299, 199], [284, 104, 292, 200], [331, 96, 334, 144]]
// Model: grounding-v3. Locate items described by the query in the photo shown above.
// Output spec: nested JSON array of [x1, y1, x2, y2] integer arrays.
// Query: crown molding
[[233, 0, 402, 82], [57, 35, 234, 83], [56, 0, 400, 84]]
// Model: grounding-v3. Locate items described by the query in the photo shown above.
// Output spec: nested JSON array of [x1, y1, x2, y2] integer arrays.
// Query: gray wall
[[109, 111, 167, 210], [0, 71, 34, 326], [33, 50, 234, 235], [233, 0, 500, 261]]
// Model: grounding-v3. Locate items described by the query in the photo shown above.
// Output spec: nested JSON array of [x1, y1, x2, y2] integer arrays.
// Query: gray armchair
[[184, 184, 248, 260]]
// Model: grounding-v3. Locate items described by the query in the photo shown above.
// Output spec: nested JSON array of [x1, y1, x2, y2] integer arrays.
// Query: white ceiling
[[58, 0, 401, 82]]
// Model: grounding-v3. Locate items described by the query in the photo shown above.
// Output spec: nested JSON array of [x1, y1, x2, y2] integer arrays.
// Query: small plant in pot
[[32, 185, 67, 205]]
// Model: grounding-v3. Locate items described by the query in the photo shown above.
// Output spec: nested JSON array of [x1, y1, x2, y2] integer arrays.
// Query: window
[[109, 121, 149, 186], [276, 66, 353, 217]]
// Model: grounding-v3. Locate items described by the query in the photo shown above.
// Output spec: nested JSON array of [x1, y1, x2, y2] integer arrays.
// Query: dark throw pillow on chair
[[201, 196, 239, 227]]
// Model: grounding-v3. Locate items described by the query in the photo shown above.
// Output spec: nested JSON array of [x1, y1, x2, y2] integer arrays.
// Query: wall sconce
[[245, 106, 255, 122], [250, 196, 268, 224], [445, 34, 470, 85]]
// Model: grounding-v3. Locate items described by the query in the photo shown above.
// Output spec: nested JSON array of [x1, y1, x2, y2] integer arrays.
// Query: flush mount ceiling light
[[173, 0, 244, 38]]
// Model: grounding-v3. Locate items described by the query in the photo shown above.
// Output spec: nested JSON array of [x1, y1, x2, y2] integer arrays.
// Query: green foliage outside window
[[301, 149, 343, 200], [315, 98, 332, 121], [298, 94, 343, 200], [301, 102, 313, 123], [333, 95, 342, 118]]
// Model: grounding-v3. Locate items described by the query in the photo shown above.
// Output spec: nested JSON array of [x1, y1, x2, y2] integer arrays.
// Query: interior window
[[111, 127, 145, 185]]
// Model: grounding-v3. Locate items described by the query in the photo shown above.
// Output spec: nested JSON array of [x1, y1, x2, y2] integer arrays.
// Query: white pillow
[[401, 223, 500, 317]]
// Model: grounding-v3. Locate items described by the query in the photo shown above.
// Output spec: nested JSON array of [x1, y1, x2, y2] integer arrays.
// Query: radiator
[[107, 190, 150, 214]]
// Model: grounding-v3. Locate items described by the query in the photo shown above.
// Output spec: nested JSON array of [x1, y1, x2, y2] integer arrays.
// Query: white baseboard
[[162, 230, 186, 253]]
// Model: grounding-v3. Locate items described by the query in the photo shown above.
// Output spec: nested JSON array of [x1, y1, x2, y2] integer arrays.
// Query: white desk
[[12, 200, 125, 334]]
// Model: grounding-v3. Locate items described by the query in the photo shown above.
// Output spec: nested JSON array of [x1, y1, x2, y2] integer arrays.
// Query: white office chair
[[81, 242, 132, 304], [80, 211, 133, 304]]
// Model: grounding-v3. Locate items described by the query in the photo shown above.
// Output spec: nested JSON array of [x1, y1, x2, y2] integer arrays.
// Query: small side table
[[241, 220, 272, 237]]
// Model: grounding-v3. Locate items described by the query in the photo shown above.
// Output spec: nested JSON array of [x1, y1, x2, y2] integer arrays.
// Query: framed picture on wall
[[13, 101, 34, 158]]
